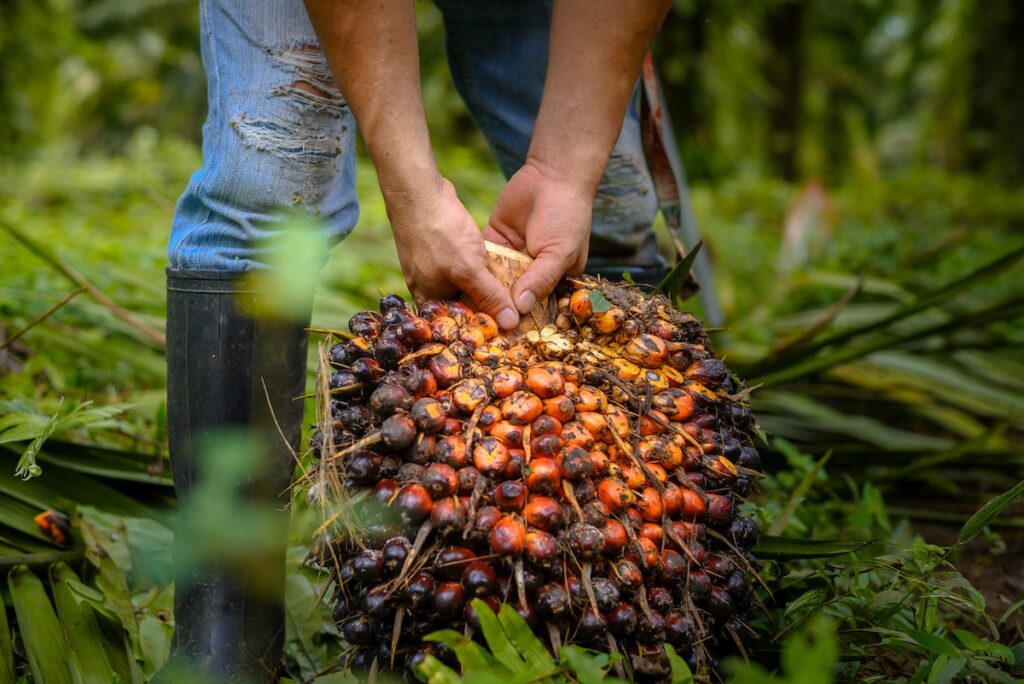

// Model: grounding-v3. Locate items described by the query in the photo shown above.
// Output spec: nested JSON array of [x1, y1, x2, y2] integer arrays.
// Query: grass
[[1, 132, 1023, 681]]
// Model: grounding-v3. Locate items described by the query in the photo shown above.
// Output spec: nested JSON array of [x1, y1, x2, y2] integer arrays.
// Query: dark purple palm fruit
[[405, 571, 435, 611], [381, 536, 411, 575], [348, 310, 382, 338], [369, 382, 411, 419], [536, 583, 571, 622], [605, 601, 638, 637], [379, 293, 408, 313], [434, 582, 467, 621]]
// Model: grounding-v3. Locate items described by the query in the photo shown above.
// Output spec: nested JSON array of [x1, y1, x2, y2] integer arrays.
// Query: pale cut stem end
[[480, 240, 555, 335]]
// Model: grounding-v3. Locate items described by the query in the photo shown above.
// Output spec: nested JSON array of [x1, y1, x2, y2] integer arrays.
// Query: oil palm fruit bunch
[[306, 248, 763, 681]]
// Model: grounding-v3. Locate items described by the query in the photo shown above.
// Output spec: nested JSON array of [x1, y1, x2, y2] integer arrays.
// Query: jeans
[[169, 0, 661, 273]]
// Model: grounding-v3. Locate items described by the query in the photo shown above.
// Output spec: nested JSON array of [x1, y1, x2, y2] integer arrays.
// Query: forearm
[[529, 0, 671, 190], [303, 0, 440, 203]]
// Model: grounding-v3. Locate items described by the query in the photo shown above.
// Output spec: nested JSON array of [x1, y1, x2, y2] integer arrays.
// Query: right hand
[[484, 160, 595, 315], [385, 177, 520, 330]]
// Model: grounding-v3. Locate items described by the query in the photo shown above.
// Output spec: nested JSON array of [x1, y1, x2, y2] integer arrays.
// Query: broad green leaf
[[426, 630, 500, 673], [9, 564, 74, 684], [470, 599, 524, 673], [952, 629, 1015, 663], [664, 644, 694, 684], [754, 536, 871, 558], [903, 629, 960, 658], [559, 646, 615, 684], [496, 604, 554, 671], [50, 562, 118, 684], [655, 240, 702, 296], [957, 479, 1024, 545], [134, 585, 174, 681], [76, 513, 142, 663], [415, 655, 463, 684], [926, 655, 965, 684]]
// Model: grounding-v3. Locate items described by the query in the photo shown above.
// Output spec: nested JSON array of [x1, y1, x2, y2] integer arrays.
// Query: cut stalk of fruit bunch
[[306, 241, 764, 681]]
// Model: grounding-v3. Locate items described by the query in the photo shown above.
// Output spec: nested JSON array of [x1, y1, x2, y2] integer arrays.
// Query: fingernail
[[496, 307, 518, 330], [516, 290, 537, 314]]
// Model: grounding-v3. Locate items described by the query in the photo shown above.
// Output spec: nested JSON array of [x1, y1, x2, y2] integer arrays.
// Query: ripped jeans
[[168, 0, 662, 273]]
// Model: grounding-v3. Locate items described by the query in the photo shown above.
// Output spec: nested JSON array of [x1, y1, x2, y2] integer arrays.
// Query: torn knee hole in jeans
[[270, 44, 347, 114], [229, 45, 347, 174], [230, 115, 342, 169]]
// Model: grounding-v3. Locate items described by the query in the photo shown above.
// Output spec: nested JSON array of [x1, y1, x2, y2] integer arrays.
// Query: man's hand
[[485, 161, 594, 315], [389, 178, 519, 329]]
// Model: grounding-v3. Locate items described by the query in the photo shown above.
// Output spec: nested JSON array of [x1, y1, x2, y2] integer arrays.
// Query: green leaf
[[50, 562, 118, 684], [496, 603, 554, 671], [134, 586, 174, 681], [470, 599, 524, 673], [749, 296, 1024, 386], [999, 596, 1024, 624], [588, 289, 612, 313], [754, 536, 872, 558], [952, 629, 1015, 663], [664, 644, 694, 684], [425, 629, 499, 673], [655, 240, 703, 295], [957, 480, 1024, 545], [560, 646, 616, 684], [751, 243, 1024, 372], [926, 655, 965, 684], [415, 655, 463, 684], [903, 629, 960, 658], [9, 564, 74, 684]]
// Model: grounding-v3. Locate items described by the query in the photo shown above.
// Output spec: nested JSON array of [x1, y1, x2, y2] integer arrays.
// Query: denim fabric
[[169, 0, 661, 272]]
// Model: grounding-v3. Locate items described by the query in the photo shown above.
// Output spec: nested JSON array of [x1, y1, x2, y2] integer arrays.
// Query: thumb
[[455, 265, 520, 331], [511, 249, 573, 315]]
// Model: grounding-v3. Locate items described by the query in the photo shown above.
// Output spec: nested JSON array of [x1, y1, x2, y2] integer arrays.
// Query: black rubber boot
[[159, 269, 309, 683]]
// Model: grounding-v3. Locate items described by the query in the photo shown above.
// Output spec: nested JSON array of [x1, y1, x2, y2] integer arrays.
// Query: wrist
[[378, 162, 445, 219], [524, 141, 605, 195], [520, 154, 601, 199]]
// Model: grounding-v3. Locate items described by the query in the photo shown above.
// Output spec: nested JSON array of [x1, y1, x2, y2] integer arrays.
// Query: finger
[[482, 224, 515, 248], [487, 190, 529, 251], [511, 249, 574, 315], [484, 221, 527, 251], [451, 262, 520, 330]]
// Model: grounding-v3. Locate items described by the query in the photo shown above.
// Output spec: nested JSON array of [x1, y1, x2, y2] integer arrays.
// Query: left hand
[[484, 160, 594, 314], [387, 176, 520, 330]]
